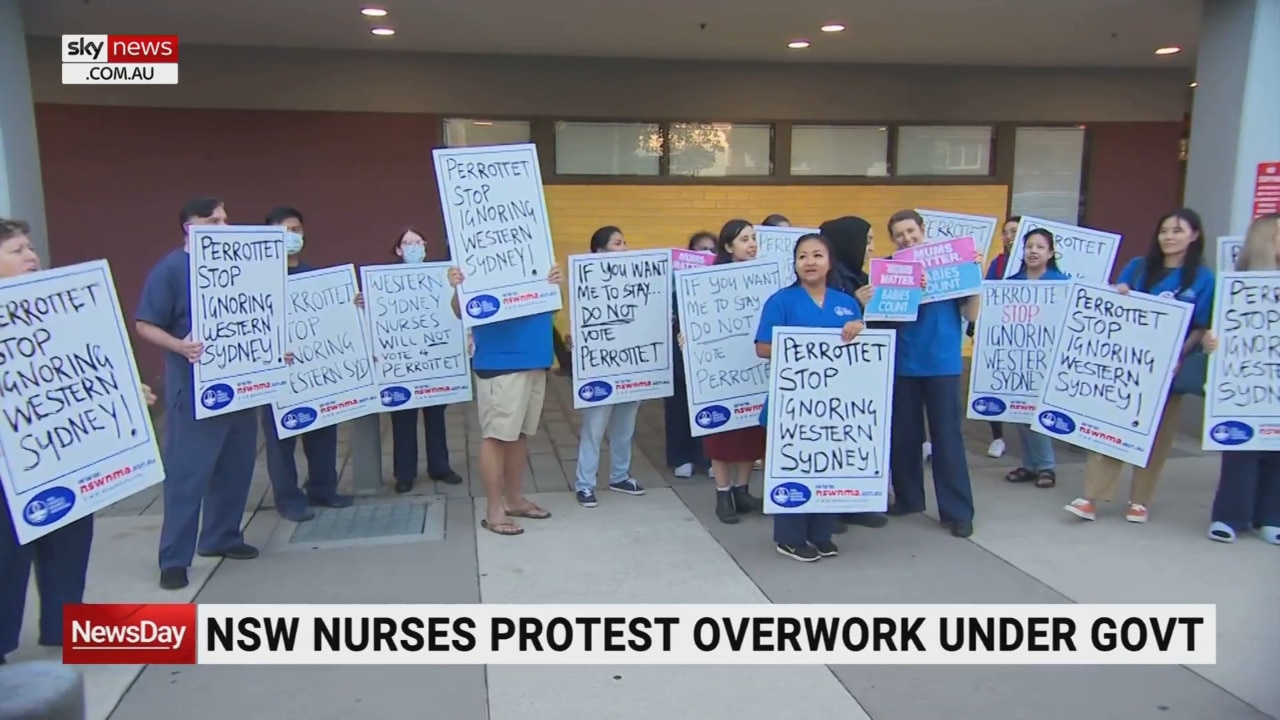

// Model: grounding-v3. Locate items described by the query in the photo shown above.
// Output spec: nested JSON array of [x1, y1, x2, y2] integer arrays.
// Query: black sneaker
[[576, 490, 598, 508], [609, 478, 645, 495], [814, 541, 839, 557], [198, 543, 259, 560], [159, 567, 189, 590], [776, 544, 820, 562]]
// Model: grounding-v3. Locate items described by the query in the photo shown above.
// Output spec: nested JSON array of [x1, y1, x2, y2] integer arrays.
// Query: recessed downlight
[[370, 27, 395, 36], [788, 40, 811, 49], [1189, 81, 1199, 88], [1154, 46, 1182, 55], [820, 23, 846, 32], [361, 7, 388, 16]]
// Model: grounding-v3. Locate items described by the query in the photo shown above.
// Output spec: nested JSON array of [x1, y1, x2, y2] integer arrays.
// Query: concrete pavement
[[11, 373, 1279, 720]]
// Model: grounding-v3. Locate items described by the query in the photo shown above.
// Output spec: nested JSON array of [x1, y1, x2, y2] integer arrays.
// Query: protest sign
[[917, 210, 999, 259], [671, 249, 715, 272], [0, 260, 164, 544], [1032, 282, 1191, 466], [433, 143, 562, 327], [1004, 217, 1120, 283], [764, 327, 895, 515], [271, 265, 377, 440], [967, 281, 1070, 423], [893, 237, 982, 303], [676, 258, 785, 437], [189, 225, 289, 419], [569, 250, 673, 409], [864, 259, 923, 322], [756, 226, 818, 278], [1216, 236, 1243, 273], [361, 262, 472, 411], [1203, 272, 1280, 451]]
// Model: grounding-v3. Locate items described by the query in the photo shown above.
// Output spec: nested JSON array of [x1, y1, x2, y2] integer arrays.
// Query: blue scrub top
[[754, 284, 863, 425], [894, 297, 966, 377], [1007, 267, 1071, 281], [135, 248, 197, 412], [1116, 257, 1215, 330]]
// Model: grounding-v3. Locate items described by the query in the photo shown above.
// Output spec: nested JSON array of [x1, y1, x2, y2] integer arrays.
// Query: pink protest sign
[[865, 259, 924, 322], [892, 237, 982, 303], [672, 249, 715, 271]]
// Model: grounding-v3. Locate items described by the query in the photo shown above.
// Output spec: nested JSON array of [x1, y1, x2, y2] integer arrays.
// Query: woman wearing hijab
[[816, 216, 889, 531]]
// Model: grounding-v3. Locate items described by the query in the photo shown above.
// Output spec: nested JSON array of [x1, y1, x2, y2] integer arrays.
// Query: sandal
[[481, 519, 524, 536], [1005, 468, 1036, 483], [1035, 470, 1057, 488], [506, 505, 552, 519]]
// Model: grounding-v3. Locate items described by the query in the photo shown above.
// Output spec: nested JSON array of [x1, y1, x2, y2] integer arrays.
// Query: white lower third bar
[[61, 63, 179, 85]]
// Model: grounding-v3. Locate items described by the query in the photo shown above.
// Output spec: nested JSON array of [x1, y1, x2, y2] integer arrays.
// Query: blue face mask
[[402, 245, 426, 263], [284, 231, 305, 256]]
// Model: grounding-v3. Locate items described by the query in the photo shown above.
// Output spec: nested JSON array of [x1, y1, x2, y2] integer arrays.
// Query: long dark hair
[[1140, 208, 1204, 294], [590, 225, 622, 253], [1010, 228, 1062, 276], [714, 219, 754, 265], [790, 233, 840, 288]]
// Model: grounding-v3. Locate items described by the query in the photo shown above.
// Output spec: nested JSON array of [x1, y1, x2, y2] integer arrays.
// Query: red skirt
[[703, 426, 766, 463]]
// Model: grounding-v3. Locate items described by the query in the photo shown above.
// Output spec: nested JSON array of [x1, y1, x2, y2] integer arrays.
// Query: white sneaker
[[987, 439, 1006, 458], [922, 442, 933, 462], [674, 463, 694, 478]]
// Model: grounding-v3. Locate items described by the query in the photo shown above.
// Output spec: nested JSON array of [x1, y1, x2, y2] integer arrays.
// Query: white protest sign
[[918, 209, 999, 258], [1216, 236, 1244, 273], [361, 262, 472, 411], [764, 327, 895, 515], [756, 227, 818, 278], [1032, 281, 1191, 467], [271, 265, 378, 440], [189, 225, 289, 419], [967, 281, 1070, 423], [569, 249, 673, 409], [1004, 217, 1120, 283], [433, 143, 562, 327], [1203, 272, 1280, 450], [676, 258, 786, 437], [0, 260, 164, 544]]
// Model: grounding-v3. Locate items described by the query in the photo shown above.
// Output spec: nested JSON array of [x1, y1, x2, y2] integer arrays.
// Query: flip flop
[[481, 519, 524, 536], [506, 506, 551, 519]]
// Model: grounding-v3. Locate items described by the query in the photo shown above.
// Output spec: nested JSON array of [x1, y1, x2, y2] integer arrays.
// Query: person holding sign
[[448, 263, 563, 536], [0, 218, 158, 664], [865, 210, 980, 538], [1199, 214, 1280, 545], [754, 233, 866, 561], [664, 232, 715, 479], [135, 197, 262, 590], [1065, 209, 1215, 524], [967, 216, 1022, 460], [998, 228, 1070, 489]]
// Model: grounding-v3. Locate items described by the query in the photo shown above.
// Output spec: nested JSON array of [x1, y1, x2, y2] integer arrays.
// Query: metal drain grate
[[289, 502, 429, 544]]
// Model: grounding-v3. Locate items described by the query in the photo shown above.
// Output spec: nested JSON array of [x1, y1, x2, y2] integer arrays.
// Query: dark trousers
[[890, 375, 975, 524], [1, 492, 93, 655], [989, 422, 1004, 440], [774, 513, 835, 546], [260, 407, 340, 512], [1213, 451, 1280, 530], [390, 405, 453, 481], [664, 351, 707, 469]]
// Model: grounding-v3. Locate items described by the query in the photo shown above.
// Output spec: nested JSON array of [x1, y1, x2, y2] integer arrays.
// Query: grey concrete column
[[0, 0, 50, 263], [349, 414, 384, 495], [0, 662, 86, 720]]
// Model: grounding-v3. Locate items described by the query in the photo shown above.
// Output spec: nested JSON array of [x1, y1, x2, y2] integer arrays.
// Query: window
[[790, 125, 889, 177], [668, 123, 772, 177], [554, 122, 661, 176], [442, 119, 531, 147], [1010, 127, 1086, 224], [895, 126, 993, 176]]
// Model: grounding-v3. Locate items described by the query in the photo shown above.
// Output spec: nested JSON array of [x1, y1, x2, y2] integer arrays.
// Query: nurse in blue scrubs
[[0, 217, 157, 664], [754, 233, 866, 562], [135, 197, 262, 591]]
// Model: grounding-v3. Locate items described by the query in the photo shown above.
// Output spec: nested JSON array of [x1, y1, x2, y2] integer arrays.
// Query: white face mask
[[285, 231, 305, 256], [401, 245, 426, 263]]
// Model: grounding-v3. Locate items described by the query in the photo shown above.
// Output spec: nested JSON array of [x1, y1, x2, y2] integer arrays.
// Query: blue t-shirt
[[1116, 257, 1215, 330], [471, 311, 555, 373], [1007, 267, 1071, 281], [754, 284, 863, 425], [135, 248, 196, 411]]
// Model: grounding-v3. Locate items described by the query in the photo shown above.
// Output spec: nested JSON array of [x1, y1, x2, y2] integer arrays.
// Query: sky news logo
[[61, 34, 180, 85]]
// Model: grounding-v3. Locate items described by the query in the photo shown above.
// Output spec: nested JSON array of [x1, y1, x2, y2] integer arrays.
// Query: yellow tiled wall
[[545, 183, 1010, 357]]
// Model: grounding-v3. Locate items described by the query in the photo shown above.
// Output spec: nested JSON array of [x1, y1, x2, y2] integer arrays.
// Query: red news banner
[[61, 34, 180, 85]]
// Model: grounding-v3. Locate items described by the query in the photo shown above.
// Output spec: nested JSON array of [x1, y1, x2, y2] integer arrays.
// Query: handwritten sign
[[967, 281, 1070, 423], [893, 237, 981, 303], [1203, 272, 1280, 451], [764, 327, 895, 515], [189, 225, 288, 419], [361, 262, 472, 411], [671, 249, 715, 272], [569, 250, 673, 409], [864, 259, 923, 322], [918, 210, 999, 259], [676, 258, 785, 437], [0, 261, 164, 544], [756, 226, 818, 278], [1031, 282, 1191, 467], [1004, 217, 1120, 283], [1216, 236, 1243, 273], [432, 142, 562, 327], [271, 266, 377, 440]]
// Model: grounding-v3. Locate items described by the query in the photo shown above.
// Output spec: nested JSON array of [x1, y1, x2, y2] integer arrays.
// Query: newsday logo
[[61, 34, 180, 85]]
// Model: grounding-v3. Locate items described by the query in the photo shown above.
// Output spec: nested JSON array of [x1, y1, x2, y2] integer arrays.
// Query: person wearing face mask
[[389, 229, 464, 493], [0, 218, 157, 664]]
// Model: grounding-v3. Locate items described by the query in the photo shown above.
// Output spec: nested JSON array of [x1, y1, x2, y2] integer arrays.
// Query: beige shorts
[[476, 370, 547, 442]]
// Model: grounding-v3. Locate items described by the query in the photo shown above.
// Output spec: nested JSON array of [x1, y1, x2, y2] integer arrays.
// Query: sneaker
[[922, 442, 933, 462], [1254, 525, 1280, 545], [1125, 503, 1149, 523], [1065, 498, 1096, 521], [987, 439, 1006, 458], [609, 478, 645, 496], [814, 541, 839, 557], [576, 490, 598, 508], [673, 463, 694, 478], [777, 544, 820, 562]]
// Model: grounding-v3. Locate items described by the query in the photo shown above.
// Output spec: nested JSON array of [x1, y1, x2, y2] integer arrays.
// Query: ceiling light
[[788, 40, 810, 49], [370, 27, 395, 36], [1189, 81, 1199, 88], [360, 7, 388, 16], [820, 24, 846, 32], [1154, 46, 1182, 55], [473, 121, 493, 126]]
